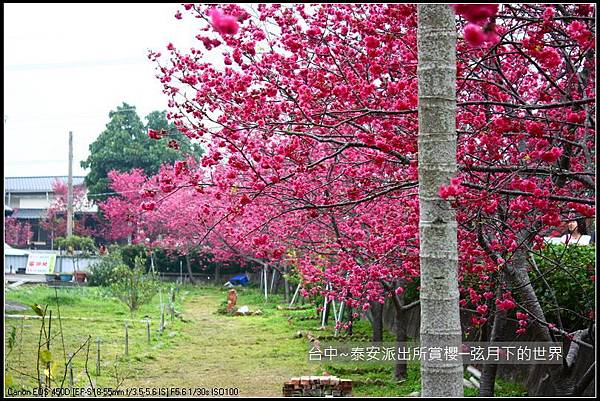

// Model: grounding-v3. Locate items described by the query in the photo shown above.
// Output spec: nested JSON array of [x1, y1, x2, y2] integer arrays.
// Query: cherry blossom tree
[[4, 215, 33, 247], [40, 180, 98, 248], [99, 3, 595, 394], [417, 4, 462, 396]]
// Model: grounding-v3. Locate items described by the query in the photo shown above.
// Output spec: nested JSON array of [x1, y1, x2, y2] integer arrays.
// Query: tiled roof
[[11, 208, 96, 220], [5, 176, 86, 193]]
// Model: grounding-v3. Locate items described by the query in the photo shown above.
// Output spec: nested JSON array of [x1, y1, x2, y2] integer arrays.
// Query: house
[[4, 176, 98, 249]]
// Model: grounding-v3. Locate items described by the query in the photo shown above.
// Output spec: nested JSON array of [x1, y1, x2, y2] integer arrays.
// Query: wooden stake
[[263, 267, 268, 301], [290, 283, 301, 307], [321, 289, 329, 328], [95, 338, 101, 376], [334, 302, 345, 337], [146, 320, 151, 344], [68, 353, 74, 385], [270, 268, 277, 293], [124, 321, 129, 356]]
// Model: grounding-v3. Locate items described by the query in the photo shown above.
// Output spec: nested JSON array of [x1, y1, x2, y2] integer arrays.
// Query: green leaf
[[40, 350, 53, 364], [7, 326, 17, 350], [4, 373, 13, 389], [30, 304, 45, 317]]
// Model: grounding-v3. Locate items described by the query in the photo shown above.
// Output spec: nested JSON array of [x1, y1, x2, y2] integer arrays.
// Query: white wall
[[16, 196, 52, 209], [5, 255, 100, 273]]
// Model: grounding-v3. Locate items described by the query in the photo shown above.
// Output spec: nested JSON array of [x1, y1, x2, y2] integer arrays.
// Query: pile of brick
[[283, 376, 352, 397]]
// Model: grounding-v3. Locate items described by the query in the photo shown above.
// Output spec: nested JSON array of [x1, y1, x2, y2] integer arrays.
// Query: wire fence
[[5, 287, 186, 390]]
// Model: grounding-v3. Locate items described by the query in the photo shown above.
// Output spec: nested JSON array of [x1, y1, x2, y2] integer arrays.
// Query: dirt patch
[[5, 301, 29, 312]]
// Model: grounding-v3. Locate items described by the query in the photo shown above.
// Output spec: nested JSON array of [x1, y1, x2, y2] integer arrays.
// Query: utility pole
[[67, 131, 74, 237]]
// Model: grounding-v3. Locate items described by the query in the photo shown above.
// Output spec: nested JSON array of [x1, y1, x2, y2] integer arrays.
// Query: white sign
[[25, 254, 57, 274]]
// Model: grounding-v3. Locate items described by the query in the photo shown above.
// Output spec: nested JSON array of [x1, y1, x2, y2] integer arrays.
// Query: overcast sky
[[3, 3, 206, 178]]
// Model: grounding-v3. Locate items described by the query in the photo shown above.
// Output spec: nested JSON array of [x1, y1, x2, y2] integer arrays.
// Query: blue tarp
[[227, 274, 250, 286]]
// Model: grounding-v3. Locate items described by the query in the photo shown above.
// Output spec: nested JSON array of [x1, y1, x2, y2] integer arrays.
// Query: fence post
[[68, 353, 74, 386], [146, 320, 151, 344], [95, 338, 101, 376], [125, 321, 129, 356]]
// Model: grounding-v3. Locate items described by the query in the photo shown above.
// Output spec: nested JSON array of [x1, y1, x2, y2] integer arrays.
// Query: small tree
[[55, 235, 96, 273], [109, 255, 160, 315], [40, 180, 98, 249]]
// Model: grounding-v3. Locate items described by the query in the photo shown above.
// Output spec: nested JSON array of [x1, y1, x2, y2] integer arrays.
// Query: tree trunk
[[388, 282, 409, 381], [347, 307, 353, 336], [395, 305, 408, 381], [215, 264, 221, 284], [284, 266, 290, 302], [479, 304, 507, 396], [417, 4, 463, 397], [371, 301, 384, 342], [185, 254, 195, 284], [504, 243, 551, 342]]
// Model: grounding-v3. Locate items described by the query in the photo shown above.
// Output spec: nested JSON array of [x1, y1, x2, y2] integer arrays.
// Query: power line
[[86, 185, 175, 199]]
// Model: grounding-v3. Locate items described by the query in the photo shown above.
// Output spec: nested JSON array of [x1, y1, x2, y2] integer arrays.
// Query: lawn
[[4, 283, 527, 397]]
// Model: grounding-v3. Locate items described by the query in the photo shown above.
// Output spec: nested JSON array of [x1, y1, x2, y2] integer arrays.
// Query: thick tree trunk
[[185, 254, 195, 284], [504, 244, 551, 342], [417, 4, 463, 397], [371, 301, 384, 342]]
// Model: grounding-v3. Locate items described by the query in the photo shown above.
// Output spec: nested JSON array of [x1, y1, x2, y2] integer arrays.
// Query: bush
[[109, 255, 160, 314], [117, 244, 148, 270], [55, 235, 96, 255], [87, 251, 123, 287], [531, 243, 595, 331]]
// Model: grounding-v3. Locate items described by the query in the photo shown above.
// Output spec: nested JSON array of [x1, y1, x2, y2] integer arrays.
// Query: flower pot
[[74, 271, 87, 283], [45, 274, 60, 282], [59, 274, 73, 282]]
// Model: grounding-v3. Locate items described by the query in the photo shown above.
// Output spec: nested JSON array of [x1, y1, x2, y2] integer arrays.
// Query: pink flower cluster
[[210, 8, 239, 36], [453, 4, 499, 46]]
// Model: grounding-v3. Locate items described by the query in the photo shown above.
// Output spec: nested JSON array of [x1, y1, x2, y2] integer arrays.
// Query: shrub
[[531, 243, 595, 331], [118, 244, 148, 270], [87, 251, 123, 287], [55, 235, 96, 255], [109, 255, 160, 314]]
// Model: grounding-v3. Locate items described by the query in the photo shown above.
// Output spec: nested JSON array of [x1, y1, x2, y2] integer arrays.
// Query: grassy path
[[5, 284, 527, 397], [128, 288, 317, 396]]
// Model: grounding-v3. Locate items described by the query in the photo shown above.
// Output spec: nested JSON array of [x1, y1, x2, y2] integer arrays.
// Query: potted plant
[[55, 235, 96, 284]]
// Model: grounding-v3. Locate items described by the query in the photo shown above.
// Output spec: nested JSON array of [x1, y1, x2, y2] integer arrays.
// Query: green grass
[[5, 283, 527, 397]]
